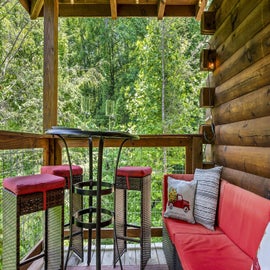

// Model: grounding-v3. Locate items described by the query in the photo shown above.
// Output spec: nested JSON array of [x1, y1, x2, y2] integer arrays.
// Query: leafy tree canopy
[[0, 0, 207, 134]]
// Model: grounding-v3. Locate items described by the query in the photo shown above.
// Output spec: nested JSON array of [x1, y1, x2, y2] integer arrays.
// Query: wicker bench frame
[[162, 221, 183, 270]]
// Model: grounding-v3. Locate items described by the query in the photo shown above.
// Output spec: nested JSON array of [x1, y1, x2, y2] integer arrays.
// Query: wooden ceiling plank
[[158, 0, 166, 20], [195, 0, 207, 20], [164, 5, 195, 17], [31, 0, 45, 19], [58, 4, 195, 17], [58, 0, 197, 4], [59, 4, 111, 16], [110, 0, 118, 19]]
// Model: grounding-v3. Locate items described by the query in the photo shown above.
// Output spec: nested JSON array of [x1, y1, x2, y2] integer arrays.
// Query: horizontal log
[[221, 167, 270, 199], [214, 23, 270, 86], [215, 116, 270, 147], [212, 0, 259, 49], [213, 85, 270, 125], [214, 145, 270, 178], [214, 53, 270, 106]]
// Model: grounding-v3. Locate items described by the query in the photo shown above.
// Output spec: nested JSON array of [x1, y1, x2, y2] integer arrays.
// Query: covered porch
[[1, 0, 270, 269]]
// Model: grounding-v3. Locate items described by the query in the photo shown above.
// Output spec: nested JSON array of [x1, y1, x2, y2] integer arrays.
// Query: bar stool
[[2, 173, 65, 270], [114, 166, 152, 270], [41, 165, 84, 260]]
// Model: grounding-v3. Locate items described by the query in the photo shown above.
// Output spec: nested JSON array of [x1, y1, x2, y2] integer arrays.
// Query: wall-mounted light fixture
[[200, 49, 216, 71], [201, 11, 216, 35]]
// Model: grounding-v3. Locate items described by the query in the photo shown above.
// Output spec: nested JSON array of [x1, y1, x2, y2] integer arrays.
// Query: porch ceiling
[[19, 0, 206, 20]]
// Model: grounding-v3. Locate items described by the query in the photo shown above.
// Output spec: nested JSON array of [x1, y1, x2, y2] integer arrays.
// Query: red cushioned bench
[[162, 174, 270, 270]]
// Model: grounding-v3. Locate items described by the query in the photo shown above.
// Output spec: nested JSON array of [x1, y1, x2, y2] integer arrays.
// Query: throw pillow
[[251, 222, 270, 270], [194, 166, 223, 230], [164, 177, 197, 224]]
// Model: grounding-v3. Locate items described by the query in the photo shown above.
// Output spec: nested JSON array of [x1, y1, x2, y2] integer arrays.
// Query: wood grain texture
[[214, 145, 270, 179], [215, 116, 270, 147], [214, 53, 270, 106], [221, 167, 270, 199], [43, 0, 58, 131], [213, 85, 270, 125]]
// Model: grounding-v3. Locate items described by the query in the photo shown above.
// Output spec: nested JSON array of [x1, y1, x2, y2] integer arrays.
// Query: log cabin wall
[[206, 0, 270, 198]]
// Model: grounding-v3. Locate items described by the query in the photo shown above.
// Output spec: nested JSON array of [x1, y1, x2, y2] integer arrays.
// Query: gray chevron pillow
[[194, 166, 223, 230]]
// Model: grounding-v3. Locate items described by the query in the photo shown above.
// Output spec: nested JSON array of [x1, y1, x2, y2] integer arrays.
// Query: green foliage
[[0, 5, 206, 134], [0, 1, 208, 263]]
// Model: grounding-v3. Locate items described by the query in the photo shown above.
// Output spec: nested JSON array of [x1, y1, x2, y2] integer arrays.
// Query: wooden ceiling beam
[[157, 0, 166, 20], [59, 0, 198, 4], [110, 0, 118, 19], [58, 4, 195, 17], [30, 0, 44, 19]]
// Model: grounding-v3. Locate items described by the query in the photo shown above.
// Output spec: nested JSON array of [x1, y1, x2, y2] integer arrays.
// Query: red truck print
[[168, 187, 190, 213]]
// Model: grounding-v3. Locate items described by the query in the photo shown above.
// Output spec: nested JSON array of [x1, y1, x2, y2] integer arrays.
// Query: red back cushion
[[218, 180, 270, 259]]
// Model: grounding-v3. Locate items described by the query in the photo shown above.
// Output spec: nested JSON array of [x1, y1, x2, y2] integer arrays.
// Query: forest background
[[0, 0, 210, 263], [0, 1, 208, 135]]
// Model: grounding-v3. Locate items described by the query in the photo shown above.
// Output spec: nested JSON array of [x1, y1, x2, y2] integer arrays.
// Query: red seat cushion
[[3, 174, 65, 195], [175, 233, 253, 270], [41, 165, 83, 177], [117, 166, 152, 177], [163, 217, 223, 244]]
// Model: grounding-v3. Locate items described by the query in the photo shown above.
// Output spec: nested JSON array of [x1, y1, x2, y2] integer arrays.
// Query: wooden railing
[[0, 131, 203, 172], [0, 130, 203, 239]]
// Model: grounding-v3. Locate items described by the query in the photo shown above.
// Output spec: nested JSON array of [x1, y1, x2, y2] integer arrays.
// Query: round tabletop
[[45, 126, 139, 140]]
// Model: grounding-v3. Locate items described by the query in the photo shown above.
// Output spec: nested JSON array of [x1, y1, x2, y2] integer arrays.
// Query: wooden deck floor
[[66, 242, 168, 268], [28, 243, 168, 269]]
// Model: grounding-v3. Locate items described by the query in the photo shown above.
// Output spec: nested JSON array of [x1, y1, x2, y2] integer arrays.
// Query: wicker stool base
[[114, 174, 151, 270], [41, 165, 84, 261], [3, 187, 64, 270]]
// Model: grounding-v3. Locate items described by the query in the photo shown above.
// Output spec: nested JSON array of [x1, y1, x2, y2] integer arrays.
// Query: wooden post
[[192, 136, 203, 172], [43, 0, 58, 132], [185, 144, 193, 174]]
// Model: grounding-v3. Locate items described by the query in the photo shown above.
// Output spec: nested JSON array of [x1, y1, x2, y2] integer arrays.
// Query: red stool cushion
[[116, 166, 152, 190], [3, 174, 65, 196], [41, 165, 83, 177], [117, 166, 152, 177]]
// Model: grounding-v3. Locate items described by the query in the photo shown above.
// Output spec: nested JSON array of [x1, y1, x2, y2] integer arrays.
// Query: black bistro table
[[46, 127, 138, 270]]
